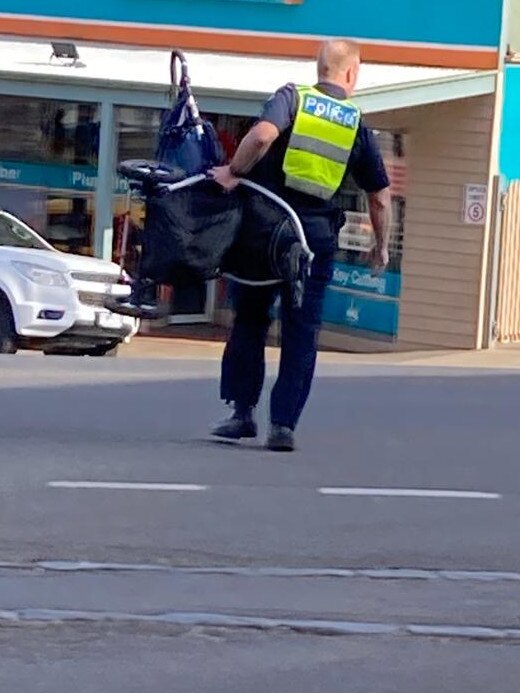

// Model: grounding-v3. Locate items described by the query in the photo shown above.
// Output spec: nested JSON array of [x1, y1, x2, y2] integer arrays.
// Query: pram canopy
[[155, 51, 224, 175]]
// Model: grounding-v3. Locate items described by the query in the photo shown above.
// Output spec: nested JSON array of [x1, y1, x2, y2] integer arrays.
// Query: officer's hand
[[208, 165, 240, 191], [368, 245, 389, 275]]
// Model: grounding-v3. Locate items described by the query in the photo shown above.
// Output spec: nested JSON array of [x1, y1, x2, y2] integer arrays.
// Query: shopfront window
[[322, 130, 407, 341], [46, 195, 95, 255], [113, 106, 163, 279], [0, 95, 98, 166], [0, 95, 99, 255]]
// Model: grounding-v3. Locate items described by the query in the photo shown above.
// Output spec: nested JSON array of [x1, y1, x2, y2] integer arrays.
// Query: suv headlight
[[12, 261, 69, 288]]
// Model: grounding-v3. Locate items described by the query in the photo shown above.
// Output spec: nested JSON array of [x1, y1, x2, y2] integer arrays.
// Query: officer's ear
[[345, 57, 360, 94]]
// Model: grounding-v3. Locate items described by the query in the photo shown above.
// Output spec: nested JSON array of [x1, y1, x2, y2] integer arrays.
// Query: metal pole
[[118, 188, 133, 272], [483, 174, 506, 348], [94, 100, 116, 260]]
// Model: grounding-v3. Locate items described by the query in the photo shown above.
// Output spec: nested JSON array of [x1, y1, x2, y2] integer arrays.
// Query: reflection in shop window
[[116, 106, 163, 162], [0, 95, 99, 166], [45, 195, 95, 255], [0, 94, 100, 256], [0, 186, 47, 236]]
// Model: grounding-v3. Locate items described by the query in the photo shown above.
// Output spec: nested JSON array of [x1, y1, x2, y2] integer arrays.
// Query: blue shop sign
[[222, 0, 297, 3], [322, 288, 400, 336], [330, 262, 401, 299], [3, 0, 504, 49], [0, 160, 128, 194]]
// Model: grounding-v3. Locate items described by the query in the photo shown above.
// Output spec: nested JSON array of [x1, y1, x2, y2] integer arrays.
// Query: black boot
[[211, 406, 257, 440], [266, 424, 295, 452]]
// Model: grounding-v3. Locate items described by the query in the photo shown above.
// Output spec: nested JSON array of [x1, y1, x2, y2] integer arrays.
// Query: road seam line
[[2, 562, 520, 583], [1, 608, 519, 641]]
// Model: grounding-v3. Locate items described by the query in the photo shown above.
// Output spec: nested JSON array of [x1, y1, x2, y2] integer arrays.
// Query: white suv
[[0, 210, 139, 356]]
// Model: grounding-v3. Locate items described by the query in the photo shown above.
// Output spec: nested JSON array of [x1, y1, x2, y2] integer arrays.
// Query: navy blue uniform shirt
[[248, 82, 390, 214]]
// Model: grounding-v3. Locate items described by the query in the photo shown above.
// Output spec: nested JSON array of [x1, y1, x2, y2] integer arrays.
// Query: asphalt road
[[2, 352, 520, 692]]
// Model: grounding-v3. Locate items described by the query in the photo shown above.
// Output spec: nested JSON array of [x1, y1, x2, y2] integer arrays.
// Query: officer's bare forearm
[[230, 122, 280, 176], [230, 135, 270, 175], [367, 187, 391, 250]]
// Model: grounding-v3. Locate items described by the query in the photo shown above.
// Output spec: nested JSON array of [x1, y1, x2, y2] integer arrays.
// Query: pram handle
[[239, 178, 314, 262], [170, 49, 190, 90], [170, 49, 205, 136]]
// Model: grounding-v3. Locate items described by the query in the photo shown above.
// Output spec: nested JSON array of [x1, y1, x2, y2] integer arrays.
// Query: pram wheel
[[117, 159, 187, 186]]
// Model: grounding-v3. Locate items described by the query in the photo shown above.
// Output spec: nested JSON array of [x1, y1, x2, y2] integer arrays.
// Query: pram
[[104, 50, 314, 320]]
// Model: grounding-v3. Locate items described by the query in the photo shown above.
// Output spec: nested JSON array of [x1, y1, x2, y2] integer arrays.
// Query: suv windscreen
[[0, 215, 50, 250]]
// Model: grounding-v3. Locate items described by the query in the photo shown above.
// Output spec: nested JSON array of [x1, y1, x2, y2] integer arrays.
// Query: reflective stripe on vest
[[283, 86, 361, 201]]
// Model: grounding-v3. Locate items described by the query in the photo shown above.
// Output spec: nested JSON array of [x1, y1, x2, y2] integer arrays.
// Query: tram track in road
[[2, 559, 520, 644]]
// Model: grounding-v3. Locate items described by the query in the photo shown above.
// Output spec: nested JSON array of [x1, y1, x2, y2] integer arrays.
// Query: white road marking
[[47, 481, 207, 492], [47, 482, 501, 499], [318, 487, 501, 500]]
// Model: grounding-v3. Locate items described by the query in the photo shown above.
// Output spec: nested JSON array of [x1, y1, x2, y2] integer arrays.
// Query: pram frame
[[111, 48, 315, 318], [117, 168, 314, 288]]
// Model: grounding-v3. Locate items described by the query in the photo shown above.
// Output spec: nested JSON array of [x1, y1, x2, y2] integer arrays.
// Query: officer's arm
[[367, 187, 391, 252], [229, 121, 280, 176], [349, 122, 392, 259]]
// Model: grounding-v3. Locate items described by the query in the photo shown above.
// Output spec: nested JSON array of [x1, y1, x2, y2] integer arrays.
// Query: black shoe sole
[[211, 429, 258, 441], [266, 440, 295, 452], [103, 296, 169, 320]]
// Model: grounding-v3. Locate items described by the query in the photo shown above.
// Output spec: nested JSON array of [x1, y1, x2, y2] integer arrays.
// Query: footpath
[[121, 336, 520, 370]]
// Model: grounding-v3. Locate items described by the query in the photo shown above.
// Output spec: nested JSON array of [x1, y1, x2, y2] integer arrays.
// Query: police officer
[[210, 39, 391, 451]]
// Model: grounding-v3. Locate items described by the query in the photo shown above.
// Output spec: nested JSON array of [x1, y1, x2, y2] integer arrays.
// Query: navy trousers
[[220, 213, 336, 430]]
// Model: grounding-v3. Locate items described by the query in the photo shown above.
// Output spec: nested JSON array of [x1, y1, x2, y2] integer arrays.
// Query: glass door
[[168, 281, 216, 325]]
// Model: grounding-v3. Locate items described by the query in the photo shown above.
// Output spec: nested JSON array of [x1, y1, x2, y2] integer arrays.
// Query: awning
[[0, 38, 497, 114]]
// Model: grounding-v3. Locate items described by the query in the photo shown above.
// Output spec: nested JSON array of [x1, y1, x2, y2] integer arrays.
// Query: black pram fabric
[[222, 189, 306, 285], [139, 179, 242, 286]]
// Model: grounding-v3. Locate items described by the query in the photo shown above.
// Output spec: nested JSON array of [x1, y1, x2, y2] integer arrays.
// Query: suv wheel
[[84, 344, 119, 357], [0, 293, 18, 354], [43, 343, 119, 357]]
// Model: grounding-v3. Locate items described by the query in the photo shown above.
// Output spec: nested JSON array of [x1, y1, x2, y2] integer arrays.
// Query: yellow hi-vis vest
[[283, 86, 361, 201]]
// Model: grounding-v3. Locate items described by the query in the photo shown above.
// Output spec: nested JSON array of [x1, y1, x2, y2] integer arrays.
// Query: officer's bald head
[[317, 40, 361, 95]]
